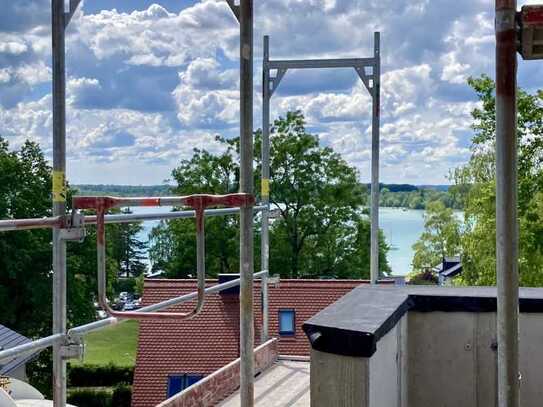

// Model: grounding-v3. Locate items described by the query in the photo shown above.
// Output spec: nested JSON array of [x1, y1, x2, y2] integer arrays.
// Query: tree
[[0, 139, 54, 338], [411, 200, 461, 273], [0, 138, 134, 395], [110, 209, 147, 278], [151, 111, 390, 279], [452, 75, 543, 286], [259, 111, 389, 278], [149, 145, 240, 278]]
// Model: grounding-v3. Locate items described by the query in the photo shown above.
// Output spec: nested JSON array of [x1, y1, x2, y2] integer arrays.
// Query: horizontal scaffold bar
[[0, 205, 267, 232], [267, 57, 376, 70], [0, 271, 269, 363]]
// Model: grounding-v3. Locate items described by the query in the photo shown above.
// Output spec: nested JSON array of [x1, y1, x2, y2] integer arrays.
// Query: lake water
[[379, 208, 426, 276], [133, 206, 429, 276]]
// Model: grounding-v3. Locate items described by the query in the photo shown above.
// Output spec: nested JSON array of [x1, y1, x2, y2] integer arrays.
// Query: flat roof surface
[[219, 360, 310, 406]]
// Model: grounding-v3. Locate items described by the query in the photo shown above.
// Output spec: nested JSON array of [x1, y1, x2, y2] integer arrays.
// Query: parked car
[[123, 302, 137, 311], [111, 301, 125, 311]]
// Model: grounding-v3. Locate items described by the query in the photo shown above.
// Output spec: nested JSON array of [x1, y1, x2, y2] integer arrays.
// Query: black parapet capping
[[303, 286, 543, 358], [218, 273, 241, 296]]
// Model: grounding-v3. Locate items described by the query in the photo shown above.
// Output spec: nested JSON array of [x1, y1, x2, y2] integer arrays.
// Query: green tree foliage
[[411, 201, 461, 272], [452, 75, 543, 286], [150, 111, 390, 279], [0, 139, 54, 337], [110, 209, 147, 278], [0, 138, 146, 394], [259, 111, 389, 278], [149, 145, 240, 277]]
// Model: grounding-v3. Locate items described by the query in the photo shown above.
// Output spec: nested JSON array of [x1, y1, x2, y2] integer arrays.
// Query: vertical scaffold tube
[[52, 1, 67, 405], [495, 1, 520, 406], [239, 1, 255, 406], [370, 32, 381, 285], [261, 35, 271, 342]]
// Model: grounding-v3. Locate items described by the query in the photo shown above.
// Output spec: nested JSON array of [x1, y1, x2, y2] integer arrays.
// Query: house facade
[[132, 278, 382, 406]]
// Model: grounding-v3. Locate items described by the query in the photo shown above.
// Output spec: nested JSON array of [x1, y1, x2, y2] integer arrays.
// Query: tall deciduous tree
[[411, 200, 461, 272], [151, 111, 390, 279], [0, 139, 53, 337], [0, 138, 130, 334], [452, 76, 543, 286]]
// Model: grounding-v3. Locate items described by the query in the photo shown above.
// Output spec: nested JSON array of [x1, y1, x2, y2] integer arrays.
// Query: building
[[0, 324, 40, 382], [437, 256, 462, 285], [132, 278, 384, 407]]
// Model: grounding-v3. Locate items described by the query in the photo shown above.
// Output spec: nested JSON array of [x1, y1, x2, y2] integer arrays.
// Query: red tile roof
[[132, 279, 375, 407]]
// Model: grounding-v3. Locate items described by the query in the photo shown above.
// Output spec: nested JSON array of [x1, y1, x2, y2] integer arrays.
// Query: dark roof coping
[[302, 286, 543, 358]]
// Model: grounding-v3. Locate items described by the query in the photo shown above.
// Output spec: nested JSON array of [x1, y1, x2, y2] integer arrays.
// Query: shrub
[[112, 384, 132, 407], [68, 364, 134, 387], [67, 388, 111, 407]]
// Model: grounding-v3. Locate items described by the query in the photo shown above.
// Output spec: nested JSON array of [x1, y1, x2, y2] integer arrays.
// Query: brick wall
[[156, 339, 278, 407]]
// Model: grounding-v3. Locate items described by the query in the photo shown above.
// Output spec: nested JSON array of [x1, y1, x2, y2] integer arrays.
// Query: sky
[[1, 0, 542, 185]]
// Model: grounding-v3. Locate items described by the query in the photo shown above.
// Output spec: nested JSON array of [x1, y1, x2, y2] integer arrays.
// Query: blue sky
[[0, 0, 542, 185]]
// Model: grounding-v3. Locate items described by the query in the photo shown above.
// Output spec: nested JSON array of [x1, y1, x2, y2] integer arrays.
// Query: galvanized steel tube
[[495, 1, 520, 406], [370, 32, 381, 285], [1, 271, 269, 364], [51, 1, 67, 405], [68, 271, 268, 338], [88, 206, 267, 225], [0, 333, 65, 364], [239, 1, 255, 405], [0, 217, 63, 232], [261, 35, 271, 342], [0, 207, 266, 233]]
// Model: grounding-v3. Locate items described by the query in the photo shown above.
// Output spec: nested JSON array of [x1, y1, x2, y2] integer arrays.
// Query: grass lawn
[[73, 320, 139, 367]]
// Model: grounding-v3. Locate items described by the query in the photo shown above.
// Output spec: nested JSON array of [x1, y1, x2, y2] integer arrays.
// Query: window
[[167, 374, 203, 398], [278, 309, 295, 336]]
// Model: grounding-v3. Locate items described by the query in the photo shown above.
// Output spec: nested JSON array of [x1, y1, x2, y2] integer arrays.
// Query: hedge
[[112, 384, 132, 407], [67, 385, 132, 407], [68, 364, 134, 387], [67, 388, 112, 407]]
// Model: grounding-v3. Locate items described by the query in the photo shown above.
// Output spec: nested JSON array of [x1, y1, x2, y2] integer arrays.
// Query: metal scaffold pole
[[52, 0, 67, 405], [495, 0, 520, 406], [261, 35, 271, 342], [239, 0, 255, 406], [370, 32, 381, 285], [262, 34, 380, 285]]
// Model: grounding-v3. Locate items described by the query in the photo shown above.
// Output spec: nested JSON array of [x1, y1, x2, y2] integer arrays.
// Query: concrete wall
[[310, 349, 369, 407], [407, 311, 543, 407], [310, 311, 543, 407], [310, 316, 406, 407], [407, 312, 490, 407], [157, 339, 278, 407], [369, 320, 402, 407]]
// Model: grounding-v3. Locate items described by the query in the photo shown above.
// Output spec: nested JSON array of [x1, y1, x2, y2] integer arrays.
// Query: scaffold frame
[[261, 33, 381, 284]]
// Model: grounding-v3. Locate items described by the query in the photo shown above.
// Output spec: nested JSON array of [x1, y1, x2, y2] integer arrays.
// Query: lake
[[379, 208, 426, 276], [133, 206, 429, 276]]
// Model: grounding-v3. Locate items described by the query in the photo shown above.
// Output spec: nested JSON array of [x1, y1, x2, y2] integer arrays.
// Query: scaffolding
[[0, 0, 534, 406], [0, 2, 385, 406], [262, 33, 381, 283], [0, 1, 263, 407]]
